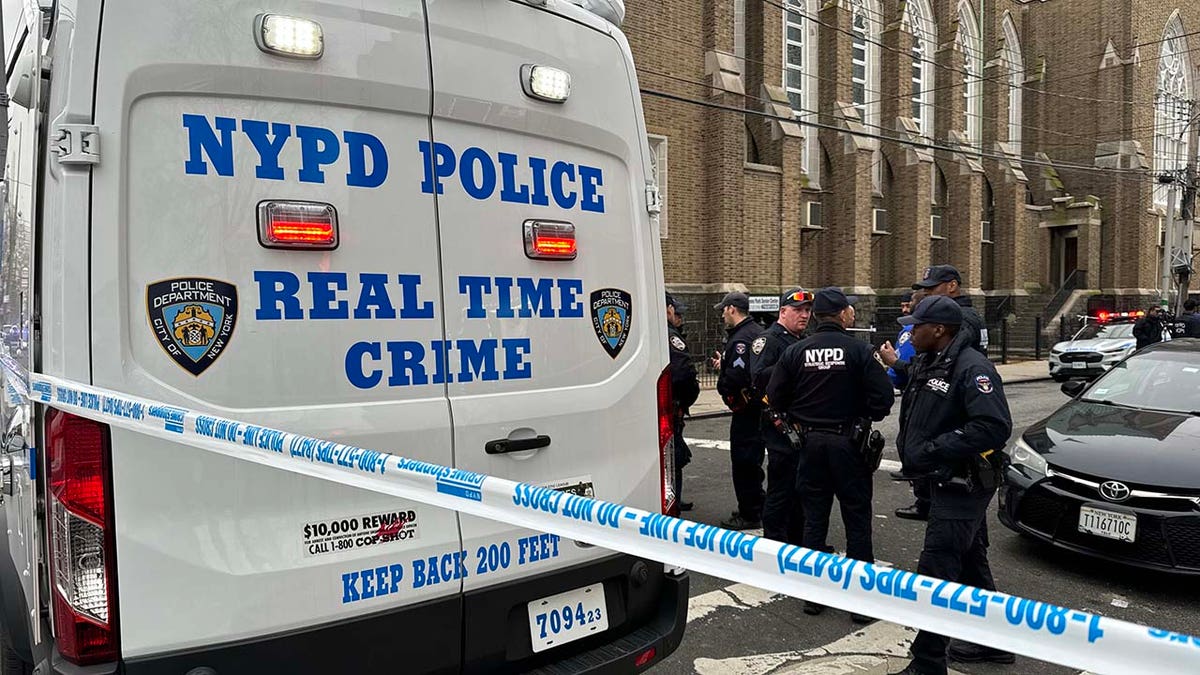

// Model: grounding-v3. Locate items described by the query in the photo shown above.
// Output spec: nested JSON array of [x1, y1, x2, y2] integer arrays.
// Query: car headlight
[[1010, 438, 1047, 476]]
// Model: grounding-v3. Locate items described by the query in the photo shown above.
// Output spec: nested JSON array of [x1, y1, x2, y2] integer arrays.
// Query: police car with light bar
[[0, 1, 687, 673], [1048, 311, 1142, 381]]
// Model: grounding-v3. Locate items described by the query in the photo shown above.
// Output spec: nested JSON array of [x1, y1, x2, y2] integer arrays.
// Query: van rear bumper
[[50, 554, 687, 675]]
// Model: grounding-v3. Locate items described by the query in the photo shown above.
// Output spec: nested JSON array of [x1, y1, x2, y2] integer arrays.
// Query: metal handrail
[[1042, 269, 1087, 322]]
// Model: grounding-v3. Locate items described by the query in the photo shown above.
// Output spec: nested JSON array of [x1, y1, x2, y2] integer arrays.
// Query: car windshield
[[1073, 322, 1135, 341], [1082, 350, 1200, 413]]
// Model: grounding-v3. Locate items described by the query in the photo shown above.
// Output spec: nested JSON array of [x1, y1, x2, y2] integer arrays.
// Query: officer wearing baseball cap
[[713, 291, 766, 529], [908, 265, 987, 354], [666, 293, 700, 511], [750, 288, 815, 546], [766, 288, 894, 621], [895, 296, 1014, 674]]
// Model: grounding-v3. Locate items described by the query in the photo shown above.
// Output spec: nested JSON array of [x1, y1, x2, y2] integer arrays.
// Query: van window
[[2, 23, 37, 413]]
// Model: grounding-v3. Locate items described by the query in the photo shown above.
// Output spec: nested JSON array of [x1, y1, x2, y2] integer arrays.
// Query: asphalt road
[[656, 380, 1200, 675]]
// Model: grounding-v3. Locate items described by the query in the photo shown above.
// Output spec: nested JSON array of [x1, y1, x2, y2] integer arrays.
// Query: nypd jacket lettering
[[765, 323, 894, 426]]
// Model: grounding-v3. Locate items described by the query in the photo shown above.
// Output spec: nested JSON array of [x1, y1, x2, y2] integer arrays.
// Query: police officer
[[895, 296, 1014, 675], [766, 288, 894, 621], [882, 289, 931, 520], [667, 293, 700, 511], [713, 291, 766, 530], [751, 287, 814, 545], [906, 265, 987, 354], [1182, 299, 1200, 337]]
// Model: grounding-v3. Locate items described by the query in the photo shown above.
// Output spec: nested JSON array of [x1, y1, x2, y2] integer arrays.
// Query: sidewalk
[[689, 359, 1052, 419]]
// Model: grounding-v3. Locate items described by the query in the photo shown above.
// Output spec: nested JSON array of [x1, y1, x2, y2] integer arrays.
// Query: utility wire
[[638, 83, 1181, 188], [626, 26, 1200, 150]]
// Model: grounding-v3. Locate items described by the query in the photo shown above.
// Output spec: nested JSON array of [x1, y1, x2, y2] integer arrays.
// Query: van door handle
[[485, 435, 551, 455]]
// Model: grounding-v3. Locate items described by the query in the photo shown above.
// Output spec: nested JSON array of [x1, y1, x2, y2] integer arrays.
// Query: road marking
[[687, 583, 784, 623], [685, 438, 902, 473], [692, 620, 918, 675]]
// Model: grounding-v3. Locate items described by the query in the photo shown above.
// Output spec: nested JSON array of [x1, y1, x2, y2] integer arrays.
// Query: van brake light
[[258, 201, 339, 249], [46, 410, 119, 665], [657, 367, 678, 516]]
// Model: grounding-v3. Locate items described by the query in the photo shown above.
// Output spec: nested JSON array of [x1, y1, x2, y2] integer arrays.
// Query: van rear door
[[426, 0, 664, 612], [88, 1, 461, 668]]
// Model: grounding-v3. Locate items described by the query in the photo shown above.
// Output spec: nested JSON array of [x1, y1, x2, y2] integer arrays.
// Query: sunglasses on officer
[[785, 290, 815, 304]]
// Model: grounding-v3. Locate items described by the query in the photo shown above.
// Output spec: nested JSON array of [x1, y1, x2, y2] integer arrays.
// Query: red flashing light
[[532, 235, 577, 257], [258, 201, 339, 250], [1098, 311, 1110, 322], [524, 221, 577, 260], [266, 220, 336, 245]]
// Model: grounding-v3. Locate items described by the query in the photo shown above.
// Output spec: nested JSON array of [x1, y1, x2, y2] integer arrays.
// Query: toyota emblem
[[1099, 481, 1132, 503]]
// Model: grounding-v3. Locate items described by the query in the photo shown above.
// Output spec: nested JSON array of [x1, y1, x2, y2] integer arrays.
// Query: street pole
[[1162, 176, 1177, 310], [1176, 163, 1197, 317]]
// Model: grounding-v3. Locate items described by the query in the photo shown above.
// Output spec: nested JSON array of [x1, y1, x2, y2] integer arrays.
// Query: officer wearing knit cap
[[751, 287, 814, 546], [766, 288, 894, 621]]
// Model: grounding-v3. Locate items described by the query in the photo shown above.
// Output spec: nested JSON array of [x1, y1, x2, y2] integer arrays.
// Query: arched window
[[1002, 14, 1024, 155], [850, 0, 882, 132], [784, 0, 822, 185], [1155, 14, 1192, 208], [957, 1, 982, 148], [905, 0, 936, 136]]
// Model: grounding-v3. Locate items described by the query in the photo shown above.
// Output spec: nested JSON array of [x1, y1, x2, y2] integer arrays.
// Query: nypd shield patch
[[591, 288, 632, 359], [147, 278, 238, 376], [751, 336, 767, 355]]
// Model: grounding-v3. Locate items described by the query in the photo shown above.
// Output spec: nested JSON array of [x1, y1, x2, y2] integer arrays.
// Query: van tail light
[[656, 367, 678, 516], [45, 409, 119, 665]]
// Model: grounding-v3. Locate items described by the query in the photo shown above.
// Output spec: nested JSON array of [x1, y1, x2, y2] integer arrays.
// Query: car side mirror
[[1061, 380, 1086, 398]]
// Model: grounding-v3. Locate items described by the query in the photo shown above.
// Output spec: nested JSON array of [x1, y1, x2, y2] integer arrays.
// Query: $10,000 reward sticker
[[302, 509, 419, 558]]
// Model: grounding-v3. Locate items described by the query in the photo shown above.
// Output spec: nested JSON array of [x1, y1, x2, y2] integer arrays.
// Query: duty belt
[[798, 422, 853, 436]]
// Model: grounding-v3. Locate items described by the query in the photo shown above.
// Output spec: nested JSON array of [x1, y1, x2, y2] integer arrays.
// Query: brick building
[[624, 0, 1200, 352]]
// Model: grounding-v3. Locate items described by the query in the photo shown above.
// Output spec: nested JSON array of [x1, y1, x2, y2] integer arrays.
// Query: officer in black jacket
[[894, 296, 1015, 675], [713, 292, 766, 530], [751, 287, 814, 545], [909, 265, 987, 353], [766, 288, 894, 621], [667, 293, 700, 512], [882, 264, 988, 522]]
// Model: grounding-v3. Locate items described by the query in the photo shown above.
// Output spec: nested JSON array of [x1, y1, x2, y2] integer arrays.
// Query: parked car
[[1048, 312, 1140, 381], [1001, 339, 1200, 573]]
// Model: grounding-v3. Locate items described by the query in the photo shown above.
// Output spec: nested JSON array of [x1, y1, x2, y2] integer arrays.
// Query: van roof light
[[522, 65, 571, 103], [256, 14, 324, 59]]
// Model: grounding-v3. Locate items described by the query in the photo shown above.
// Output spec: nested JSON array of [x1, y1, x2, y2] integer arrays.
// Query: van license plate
[[1072, 362, 1087, 369], [527, 583, 608, 653], [1078, 506, 1137, 542]]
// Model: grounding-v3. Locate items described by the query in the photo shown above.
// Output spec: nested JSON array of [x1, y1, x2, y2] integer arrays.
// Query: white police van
[[0, 1, 686, 672]]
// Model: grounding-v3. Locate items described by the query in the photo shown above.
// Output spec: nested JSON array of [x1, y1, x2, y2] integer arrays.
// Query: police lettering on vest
[[803, 347, 846, 371]]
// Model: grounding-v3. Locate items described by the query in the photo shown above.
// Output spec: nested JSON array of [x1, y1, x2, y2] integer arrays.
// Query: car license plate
[[1072, 361, 1087, 370], [527, 583, 608, 653], [1078, 505, 1137, 542]]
